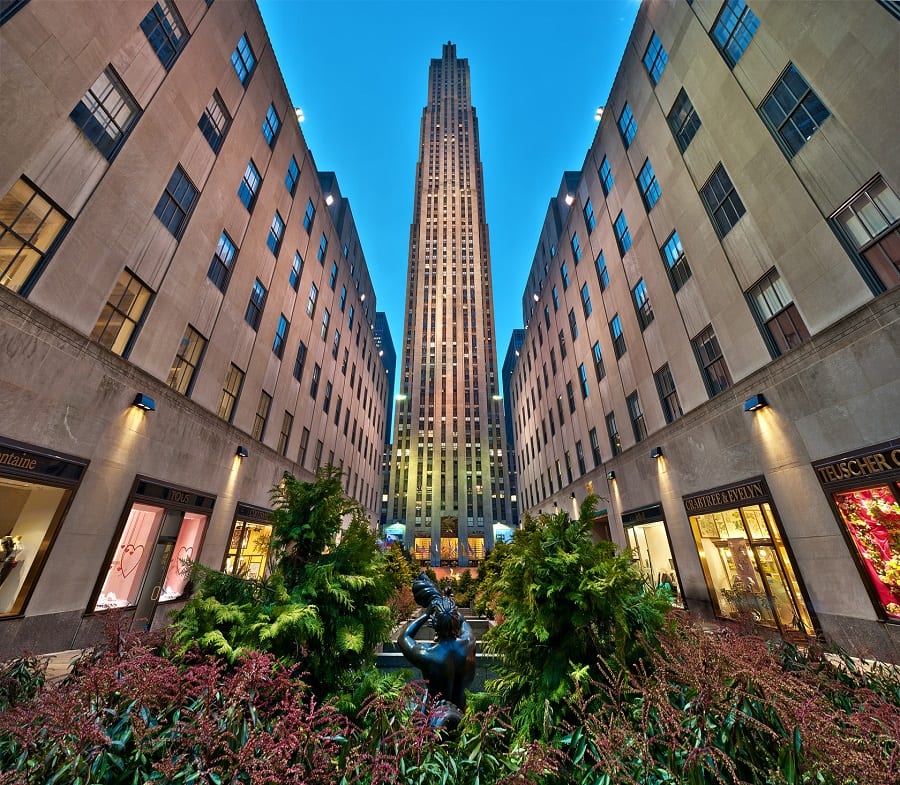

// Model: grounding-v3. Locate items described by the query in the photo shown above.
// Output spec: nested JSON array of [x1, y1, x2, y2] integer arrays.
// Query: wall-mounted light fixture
[[564, 193, 575, 206], [606, 470, 616, 481], [132, 393, 156, 411], [325, 194, 335, 206], [570, 492, 577, 500], [532, 293, 540, 302], [744, 393, 769, 412], [236, 446, 249, 458], [651, 447, 664, 459]]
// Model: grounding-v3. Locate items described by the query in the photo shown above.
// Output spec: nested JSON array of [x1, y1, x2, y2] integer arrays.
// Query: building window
[[614, 211, 632, 255], [217, 363, 244, 422], [231, 34, 256, 86], [589, 427, 602, 467], [90, 268, 152, 356], [320, 308, 330, 339], [832, 175, 900, 291], [154, 166, 197, 239], [223, 516, 274, 581], [285, 156, 300, 195], [266, 211, 284, 255], [592, 341, 606, 382], [711, 0, 760, 68], [289, 252, 303, 290], [661, 230, 692, 292], [245, 278, 266, 330], [606, 412, 622, 456], [303, 198, 315, 232], [70, 67, 139, 161], [580, 283, 592, 318], [329, 261, 338, 289], [262, 104, 280, 147], [599, 156, 614, 195], [0, 177, 71, 294], [238, 159, 260, 210], [196, 91, 230, 152], [566, 380, 576, 413], [552, 285, 560, 310], [277, 411, 293, 456], [595, 252, 609, 292], [693, 325, 732, 396], [654, 363, 682, 424], [306, 283, 318, 316], [583, 199, 596, 232], [617, 103, 637, 148], [252, 391, 272, 441], [667, 88, 702, 153], [558, 329, 567, 359], [746, 269, 810, 355], [298, 427, 310, 466], [314, 440, 323, 468], [627, 392, 647, 442], [140, 1, 186, 70], [310, 363, 321, 399], [576, 441, 586, 475], [761, 64, 829, 157], [571, 233, 582, 263], [332, 328, 341, 358], [578, 363, 589, 399], [272, 314, 289, 358], [322, 380, 333, 414], [293, 340, 307, 382], [167, 324, 206, 395], [347, 304, 355, 329], [610, 314, 626, 359], [561, 262, 570, 290], [632, 279, 654, 330], [637, 159, 661, 210], [317, 233, 328, 263], [701, 164, 746, 238], [642, 32, 668, 84]]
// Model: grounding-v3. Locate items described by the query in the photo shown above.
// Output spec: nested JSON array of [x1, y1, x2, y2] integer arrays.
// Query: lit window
[[207, 231, 237, 292], [638, 159, 661, 210], [610, 314, 626, 358], [599, 156, 614, 195], [617, 103, 637, 148], [238, 160, 260, 210], [289, 252, 303, 290], [746, 269, 810, 355], [231, 34, 256, 86], [90, 268, 152, 356], [642, 32, 668, 84], [693, 325, 732, 396], [218, 364, 244, 422], [654, 364, 682, 424], [661, 231, 692, 292], [252, 391, 272, 440], [632, 279, 654, 330], [140, 1, 186, 70], [167, 324, 206, 395], [667, 88, 702, 153], [266, 211, 284, 255], [262, 104, 280, 147], [198, 91, 230, 153], [614, 211, 632, 255], [761, 64, 829, 156], [245, 278, 266, 330], [272, 314, 289, 358], [70, 67, 139, 161], [711, 0, 760, 68], [153, 166, 197, 239], [701, 164, 746, 238], [285, 157, 300, 195]]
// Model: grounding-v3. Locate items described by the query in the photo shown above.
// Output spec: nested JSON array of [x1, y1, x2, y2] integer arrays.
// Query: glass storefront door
[[625, 520, 682, 606]]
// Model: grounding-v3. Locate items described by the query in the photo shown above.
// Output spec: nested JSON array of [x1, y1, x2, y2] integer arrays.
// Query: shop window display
[[414, 537, 431, 563], [625, 520, 683, 606], [223, 519, 273, 580], [833, 485, 900, 620]]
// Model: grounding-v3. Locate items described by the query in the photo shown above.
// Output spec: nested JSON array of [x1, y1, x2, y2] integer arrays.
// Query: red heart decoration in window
[[119, 543, 144, 579]]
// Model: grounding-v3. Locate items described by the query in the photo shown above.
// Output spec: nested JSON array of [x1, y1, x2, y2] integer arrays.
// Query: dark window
[[154, 166, 197, 239], [617, 103, 637, 147], [262, 104, 280, 147], [347, 304, 355, 329], [596, 252, 609, 291], [642, 32, 668, 84], [293, 340, 307, 381], [238, 159, 260, 210], [245, 278, 266, 330], [661, 230, 692, 292], [712, 0, 760, 68], [610, 314, 626, 358], [568, 308, 579, 340], [70, 67, 139, 161], [576, 441, 586, 475], [90, 267, 152, 356], [583, 199, 596, 232], [599, 156, 614, 195], [578, 363, 589, 398], [329, 261, 338, 289], [627, 392, 647, 443], [285, 156, 300, 195], [606, 412, 622, 456], [632, 279, 654, 330], [566, 380, 576, 413], [558, 329, 567, 359], [654, 363, 682, 424], [592, 341, 606, 381], [667, 88, 702, 152], [303, 198, 315, 232], [317, 233, 328, 263], [0, 0, 30, 25], [310, 363, 321, 399], [552, 285, 560, 310], [701, 164, 745, 238], [207, 231, 237, 292], [571, 233, 582, 263], [277, 411, 293, 456], [332, 328, 341, 358], [561, 262, 570, 290], [252, 391, 271, 441], [580, 283, 592, 317], [298, 427, 310, 466], [266, 211, 284, 255], [306, 283, 318, 316], [217, 363, 243, 422], [320, 308, 330, 339], [544, 305, 551, 329], [140, 1, 186, 70], [638, 159, 661, 210], [198, 91, 230, 153], [289, 252, 303, 290], [272, 314, 289, 358], [323, 381, 333, 414], [746, 269, 810, 355], [614, 211, 632, 255], [231, 34, 256, 85], [339, 285, 347, 311], [761, 64, 829, 156], [589, 427, 602, 467], [167, 324, 205, 395], [693, 325, 732, 396]]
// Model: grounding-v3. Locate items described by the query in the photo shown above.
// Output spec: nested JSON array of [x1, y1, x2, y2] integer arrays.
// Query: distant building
[[373, 311, 397, 447], [0, 0, 386, 656], [501, 329, 526, 527], [511, 0, 899, 660]]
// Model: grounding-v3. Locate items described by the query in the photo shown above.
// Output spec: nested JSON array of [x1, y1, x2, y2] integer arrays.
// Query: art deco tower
[[387, 42, 510, 567]]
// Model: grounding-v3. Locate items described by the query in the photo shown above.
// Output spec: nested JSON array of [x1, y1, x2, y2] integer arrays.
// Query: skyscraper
[[387, 42, 510, 567]]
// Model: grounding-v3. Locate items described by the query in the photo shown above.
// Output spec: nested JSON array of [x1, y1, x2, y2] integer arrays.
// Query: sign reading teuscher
[[683, 478, 767, 514], [813, 445, 900, 486]]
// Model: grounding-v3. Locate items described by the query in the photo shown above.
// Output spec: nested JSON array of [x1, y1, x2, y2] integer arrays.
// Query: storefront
[[91, 477, 214, 628], [0, 438, 88, 617], [222, 503, 273, 580], [684, 477, 814, 639], [621, 503, 682, 606], [813, 440, 900, 622]]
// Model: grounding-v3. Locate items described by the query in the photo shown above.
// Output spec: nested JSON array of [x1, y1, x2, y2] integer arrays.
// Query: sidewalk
[[38, 649, 83, 683]]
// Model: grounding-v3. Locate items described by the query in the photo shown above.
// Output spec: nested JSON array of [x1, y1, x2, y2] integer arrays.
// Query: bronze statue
[[398, 573, 476, 728]]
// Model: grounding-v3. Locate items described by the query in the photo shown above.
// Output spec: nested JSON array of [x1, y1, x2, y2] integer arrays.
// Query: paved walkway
[[38, 649, 83, 683]]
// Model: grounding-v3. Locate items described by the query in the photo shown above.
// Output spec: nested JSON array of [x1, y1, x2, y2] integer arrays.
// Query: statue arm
[[398, 613, 430, 659]]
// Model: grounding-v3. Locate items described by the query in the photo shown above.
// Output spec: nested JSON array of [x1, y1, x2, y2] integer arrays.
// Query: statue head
[[429, 596, 462, 639]]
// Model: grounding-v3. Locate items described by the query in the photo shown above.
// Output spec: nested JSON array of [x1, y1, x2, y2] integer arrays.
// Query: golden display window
[[222, 506, 273, 580], [413, 537, 431, 563], [622, 504, 683, 608]]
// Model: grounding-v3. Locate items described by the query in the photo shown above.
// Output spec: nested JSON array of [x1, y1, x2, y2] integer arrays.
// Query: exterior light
[[744, 393, 769, 412], [132, 393, 156, 411], [294, 107, 305, 123], [532, 293, 539, 302], [492, 395, 502, 401], [396, 394, 408, 401], [595, 106, 605, 121], [570, 492, 576, 500], [360, 293, 366, 302], [651, 447, 664, 459], [606, 471, 616, 481], [379, 349, 384, 356], [325, 194, 334, 206], [236, 446, 248, 458], [564, 193, 575, 206]]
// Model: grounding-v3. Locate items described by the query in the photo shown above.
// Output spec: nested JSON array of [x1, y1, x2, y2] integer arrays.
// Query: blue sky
[[257, 0, 640, 393]]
